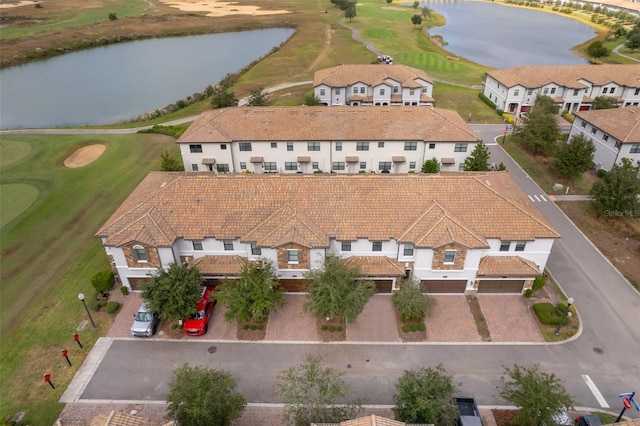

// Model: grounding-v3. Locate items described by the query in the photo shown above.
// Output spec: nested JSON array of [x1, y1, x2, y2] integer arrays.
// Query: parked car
[[575, 415, 604, 426], [130, 301, 159, 337], [183, 286, 216, 336], [454, 396, 483, 426]]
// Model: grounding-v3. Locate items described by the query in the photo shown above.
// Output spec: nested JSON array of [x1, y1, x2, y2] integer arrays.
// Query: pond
[[424, 1, 596, 68], [0, 28, 294, 129]]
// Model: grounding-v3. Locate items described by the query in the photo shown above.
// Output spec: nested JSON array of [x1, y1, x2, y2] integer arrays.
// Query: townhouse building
[[177, 106, 478, 174], [569, 107, 640, 172], [96, 173, 560, 295], [483, 64, 640, 116], [313, 64, 435, 106]]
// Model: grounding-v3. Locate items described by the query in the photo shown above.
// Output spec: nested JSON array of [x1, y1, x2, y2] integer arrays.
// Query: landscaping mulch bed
[[492, 409, 518, 426], [237, 317, 268, 341], [393, 309, 426, 342], [158, 320, 185, 339], [316, 317, 346, 342], [466, 295, 491, 342]]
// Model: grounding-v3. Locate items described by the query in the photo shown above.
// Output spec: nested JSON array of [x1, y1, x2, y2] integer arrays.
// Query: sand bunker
[[0, 1, 38, 9], [158, 0, 290, 17], [64, 144, 106, 168]]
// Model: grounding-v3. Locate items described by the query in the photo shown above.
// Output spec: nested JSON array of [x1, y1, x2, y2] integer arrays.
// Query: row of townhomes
[[312, 64, 435, 106], [569, 107, 640, 172], [177, 106, 478, 174], [96, 173, 560, 295], [483, 64, 640, 116]]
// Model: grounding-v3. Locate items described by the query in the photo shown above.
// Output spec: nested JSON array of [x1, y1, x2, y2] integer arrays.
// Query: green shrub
[[257, 324, 264, 330], [393, 278, 435, 322], [250, 324, 257, 330], [243, 324, 250, 330], [97, 300, 108, 308], [328, 325, 336, 332], [502, 113, 515, 124], [597, 168, 608, 178], [105, 301, 120, 314], [108, 12, 117, 20], [321, 324, 328, 331], [496, 109, 504, 116], [532, 303, 573, 325], [402, 324, 411, 333], [87, 296, 100, 312], [91, 270, 115, 294], [417, 323, 425, 331], [120, 286, 129, 296], [171, 323, 179, 330], [561, 110, 575, 123], [478, 92, 497, 109], [336, 326, 343, 332], [524, 288, 533, 298], [313, 170, 324, 174], [533, 276, 546, 291], [410, 324, 418, 332]]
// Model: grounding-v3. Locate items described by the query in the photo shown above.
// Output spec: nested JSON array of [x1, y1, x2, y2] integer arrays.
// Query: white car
[[131, 301, 159, 337]]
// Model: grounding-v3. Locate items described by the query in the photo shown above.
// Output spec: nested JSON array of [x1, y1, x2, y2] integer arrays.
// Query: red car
[[183, 286, 216, 336]]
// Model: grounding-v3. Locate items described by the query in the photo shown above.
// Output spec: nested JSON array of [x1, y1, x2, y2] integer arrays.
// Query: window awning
[[441, 157, 455, 165], [250, 157, 264, 163], [346, 156, 359, 163], [202, 158, 216, 165], [297, 156, 311, 163], [392, 156, 406, 163]]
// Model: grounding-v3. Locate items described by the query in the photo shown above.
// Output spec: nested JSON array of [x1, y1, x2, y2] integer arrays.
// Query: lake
[[424, 0, 596, 68], [0, 28, 294, 129]]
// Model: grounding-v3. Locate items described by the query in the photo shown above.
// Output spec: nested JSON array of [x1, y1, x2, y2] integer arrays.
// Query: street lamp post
[[78, 293, 97, 329], [554, 297, 574, 336]]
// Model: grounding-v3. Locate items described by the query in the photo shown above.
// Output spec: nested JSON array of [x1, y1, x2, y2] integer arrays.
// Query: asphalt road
[[68, 124, 640, 417]]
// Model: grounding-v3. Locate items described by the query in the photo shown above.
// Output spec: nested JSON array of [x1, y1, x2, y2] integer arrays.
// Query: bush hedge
[[502, 113, 515, 124], [120, 286, 129, 296], [478, 92, 496, 109], [532, 302, 574, 325], [105, 301, 120, 314], [524, 288, 533, 298], [533, 276, 546, 291]]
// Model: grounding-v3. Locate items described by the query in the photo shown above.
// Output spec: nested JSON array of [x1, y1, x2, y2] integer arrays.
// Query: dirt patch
[[394, 309, 426, 342], [492, 409, 518, 426], [0, 1, 37, 8], [159, 0, 290, 17], [466, 295, 491, 341], [316, 316, 346, 342], [237, 317, 267, 341], [63, 144, 106, 168], [158, 319, 185, 339]]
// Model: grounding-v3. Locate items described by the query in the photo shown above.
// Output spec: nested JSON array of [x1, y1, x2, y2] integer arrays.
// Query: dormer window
[[133, 245, 148, 262]]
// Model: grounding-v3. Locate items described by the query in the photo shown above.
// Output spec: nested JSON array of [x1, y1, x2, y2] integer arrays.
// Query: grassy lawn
[[0, 134, 177, 424]]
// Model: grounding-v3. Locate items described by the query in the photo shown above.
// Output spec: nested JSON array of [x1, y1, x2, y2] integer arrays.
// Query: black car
[[454, 396, 483, 426]]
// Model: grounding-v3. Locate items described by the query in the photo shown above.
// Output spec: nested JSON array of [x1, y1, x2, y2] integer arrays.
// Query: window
[[543, 88, 549, 95], [514, 89, 519, 96], [360, 161, 367, 169], [499, 241, 511, 251], [251, 243, 261, 256], [550, 87, 556, 94], [192, 240, 203, 251], [573, 89, 580, 96], [603, 135, 609, 142], [360, 87, 365, 94], [380, 89, 386, 95], [372, 241, 382, 252], [429, 143, 436, 149], [458, 163, 465, 171], [602, 87, 608, 94], [443, 250, 456, 263], [223, 241, 234, 251], [264, 162, 277, 171], [240, 162, 247, 170], [630, 144, 640, 153], [285, 162, 297, 171], [378, 161, 391, 171], [271, 142, 278, 148], [356, 141, 369, 151], [403, 243, 414, 256], [404, 141, 417, 151], [591, 126, 597, 135], [220, 144, 227, 150], [336, 142, 342, 151], [332, 162, 346, 171], [378, 142, 384, 148], [287, 142, 293, 151], [287, 249, 299, 263], [393, 86, 399, 93], [581, 120, 587, 128], [635, 88, 640, 96], [217, 164, 230, 173], [615, 140, 622, 150], [336, 89, 341, 95], [308, 142, 320, 151], [527, 89, 533, 95], [133, 245, 148, 262], [189, 144, 202, 153], [191, 164, 199, 171], [320, 89, 325, 96], [312, 162, 319, 170], [239, 143, 252, 152], [409, 161, 416, 169], [341, 241, 351, 252], [353, 87, 358, 94], [409, 89, 415, 95], [515, 241, 526, 252], [454, 143, 468, 152]]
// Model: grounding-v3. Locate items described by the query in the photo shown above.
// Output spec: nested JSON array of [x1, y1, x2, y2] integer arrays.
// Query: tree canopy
[[210, 85, 238, 109], [247, 88, 270, 106], [554, 134, 595, 178], [166, 364, 246, 426], [500, 364, 575, 426], [303, 254, 375, 323], [392, 278, 435, 322], [90, 270, 115, 295], [464, 140, 491, 171], [590, 158, 640, 216], [142, 262, 203, 321], [393, 365, 459, 425], [516, 95, 559, 156], [592, 95, 619, 110], [626, 32, 640, 51], [274, 355, 364, 426], [411, 14, 423, 26], [345, 3, 356, 22], [215, 259, 285, 323], [586, 40, 609, 58], [160, 150, 184, 171], [421, 157, 440, 173]]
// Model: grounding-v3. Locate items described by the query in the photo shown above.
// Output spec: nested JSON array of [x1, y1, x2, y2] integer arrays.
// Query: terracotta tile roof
[[313, 64, 433, 88], [392, 156, 406, 162], [574, 107, 640, 143], [190, 255, 247, 275], [343, 256, 406, 276], [177, 107, 477, 144], [312, 414, 416, 426], [477, 256, 541, 277], [297, 156, 311, 163], [486, 64, 640, 89], [87, 411, 173, 426], [97, 173, 559, 249], [441, 157, 455, 164], [346, 156, 359, 163]]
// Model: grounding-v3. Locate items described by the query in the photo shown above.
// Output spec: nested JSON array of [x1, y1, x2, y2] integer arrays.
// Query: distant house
[[177, 106, 477, 174], [483, 64, 640, 116], [569, 107, 640, 172], [312, 414, 433, 425], [313, 64, 434, 106], [96, 172, 559, 295]]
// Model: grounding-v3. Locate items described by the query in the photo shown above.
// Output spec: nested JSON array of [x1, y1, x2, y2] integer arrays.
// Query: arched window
[[133, 245, 148, 262]]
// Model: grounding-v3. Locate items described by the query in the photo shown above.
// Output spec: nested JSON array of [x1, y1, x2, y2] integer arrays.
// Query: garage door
[[421, 280, 467, 294], [202, 278, 225, 288], [128, 277, 151, 291], [278, 279, 307, 292], [372, 279, 393, 293], [477, 279, 524, 293]]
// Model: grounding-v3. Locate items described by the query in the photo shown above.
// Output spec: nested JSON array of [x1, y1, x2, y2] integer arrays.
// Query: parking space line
[[582, 375, 610, 408]]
